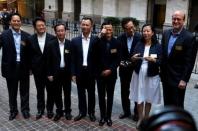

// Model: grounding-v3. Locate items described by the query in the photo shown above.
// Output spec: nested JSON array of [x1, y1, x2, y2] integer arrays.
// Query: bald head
[[172, 10, 185, 21], [172, 10, 185, 33]]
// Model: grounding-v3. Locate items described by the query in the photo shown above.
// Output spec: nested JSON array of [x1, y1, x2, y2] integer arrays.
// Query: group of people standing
[[0, 10, 197, 128]]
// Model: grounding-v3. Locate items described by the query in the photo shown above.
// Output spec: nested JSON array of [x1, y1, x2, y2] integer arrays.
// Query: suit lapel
[[55, 39, 61, 60], [8, 29, 16, 53], [33, 34, 43, 54], [165, 30, 172, 57]]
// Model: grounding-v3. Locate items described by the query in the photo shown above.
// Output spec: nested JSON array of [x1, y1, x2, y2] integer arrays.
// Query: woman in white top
[[129, 24, 162, 127]]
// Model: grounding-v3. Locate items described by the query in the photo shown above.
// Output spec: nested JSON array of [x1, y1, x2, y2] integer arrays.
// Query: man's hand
[[178, 80, 187, 89], [48, 76, 54, 82], [144, 56, 156, 63], [101, 69, 112, 77]]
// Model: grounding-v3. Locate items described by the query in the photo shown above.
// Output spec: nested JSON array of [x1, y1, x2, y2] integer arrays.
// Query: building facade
[[43, 0, 198, 31], [1, 0, 197, 31]]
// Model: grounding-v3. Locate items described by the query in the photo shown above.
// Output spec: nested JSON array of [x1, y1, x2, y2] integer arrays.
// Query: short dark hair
[[121, 18, 133, 29], [81, 17, 93, 25], [53, 23, 67, 32], [100, 21, 112, 29], [10, 13, 22, 21], [32, 17, 46, 28]]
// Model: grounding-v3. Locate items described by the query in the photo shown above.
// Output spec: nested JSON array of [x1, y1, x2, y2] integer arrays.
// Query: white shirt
[[82, 33, 91, 66], [58, 39, 65, 68], [127, 36, 133, 53], [12, 28, 21, 62], [37, 32, 46, 53]]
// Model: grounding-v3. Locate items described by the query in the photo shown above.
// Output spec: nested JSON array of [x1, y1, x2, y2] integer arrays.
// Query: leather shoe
[[65, 113, 72, 120], [119, 113, 131, 119], [74, 114, 86, 121], [133, 114, 139, 121], [47, 111, 54, 119], [106, 118, 112, 126], [89, 114, 96, 122], [53, 113, 62, 121], [9, 112, 18, 120], [22, 111, 30, 119], [99, 118, 106, 126], [36, 111, 44, 120]]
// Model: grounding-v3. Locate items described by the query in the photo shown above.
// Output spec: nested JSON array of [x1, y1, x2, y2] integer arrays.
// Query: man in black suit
[[1, 9, 10, 30], [71, 17, 96, 122], [29, 17, 55, 119], [47, 23, 72, 121], [117, 18, 141, 121], [95, 22, 121, 126], [0, 13, 30, 120], [160, 10, 196, 108]]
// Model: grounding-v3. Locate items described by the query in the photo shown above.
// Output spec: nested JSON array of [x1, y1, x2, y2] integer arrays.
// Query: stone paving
[[0, 24, 198, 130]]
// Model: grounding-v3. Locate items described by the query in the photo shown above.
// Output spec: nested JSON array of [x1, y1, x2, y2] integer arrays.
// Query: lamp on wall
[[48, 5, 51, 9]]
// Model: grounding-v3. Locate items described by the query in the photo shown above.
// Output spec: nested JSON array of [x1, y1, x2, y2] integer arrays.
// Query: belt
[[16, 61, 20, 65], [82, 66, 88, 69]]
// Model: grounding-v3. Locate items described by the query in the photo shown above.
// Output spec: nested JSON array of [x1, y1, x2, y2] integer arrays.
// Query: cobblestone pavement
[[0, 24, 198, 130]]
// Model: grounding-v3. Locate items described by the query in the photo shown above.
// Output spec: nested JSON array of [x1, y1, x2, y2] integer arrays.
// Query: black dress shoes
[[47, 111, 54, 119], [74, 114, 86, 121], [106, 118, 112, 126], [53, 113, 63, 121], [89, 113, 96, 122], [99, 118, 106, 126], [36, 111, 44, 120], [119, 113, 131, 119], [9, 112, 18, 120], [133, 114, 139, 121], [22, 111, 30, 119], [65, 113, 72, 120]]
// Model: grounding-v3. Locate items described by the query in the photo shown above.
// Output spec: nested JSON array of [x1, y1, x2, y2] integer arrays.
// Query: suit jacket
[[29, 33, 55, 76], [160, 28, 194, 87], [46, 38, 71, 78], [117, 32, 141, 77], [95, 37, 121, 79], [133, 41, 162, 77], [0, 29, 30, 78], [71, 34, 97, 77], [117, 32, 141, 62]]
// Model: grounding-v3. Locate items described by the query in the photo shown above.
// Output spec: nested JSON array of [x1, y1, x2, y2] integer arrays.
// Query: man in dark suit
[[160, 10, 196, 108], [95, 22, 121, 126], [0, 13, 30, 120], [1, 9, 10, 30], [29, 17, 55, 119], [117, 18, 141, 121], [46, 23, 72, 121], [71, 17, 96, 122]]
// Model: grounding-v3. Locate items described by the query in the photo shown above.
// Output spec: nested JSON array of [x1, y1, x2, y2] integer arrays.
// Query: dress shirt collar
[[82, 33, 91, 40], [11, 28, 21, 35], [58, 38, 65, 45]]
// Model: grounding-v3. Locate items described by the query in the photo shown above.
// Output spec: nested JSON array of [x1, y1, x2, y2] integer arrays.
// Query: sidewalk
[[0, 24, 198, 130]]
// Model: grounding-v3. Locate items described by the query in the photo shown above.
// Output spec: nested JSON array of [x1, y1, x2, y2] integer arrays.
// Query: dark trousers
[[54, 68, 71, 114], [34, 73, 54, 112], [162, 82, 186, 108], [120, 67, 138, 115], [97, 75, 116, 119], [76, 67, 95, 115], [6, 64, 30, 113]]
